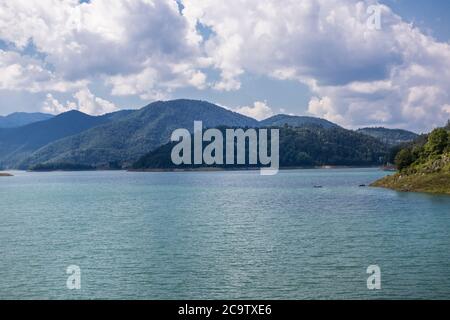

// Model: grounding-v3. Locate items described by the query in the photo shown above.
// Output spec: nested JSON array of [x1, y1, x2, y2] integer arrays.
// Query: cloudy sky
[[1, 0, 450, 132]]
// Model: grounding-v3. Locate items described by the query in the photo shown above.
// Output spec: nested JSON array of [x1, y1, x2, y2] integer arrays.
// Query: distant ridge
[[260, 114, 340, 129], [357, 127, 418, 146], [0, 110, 127, 168], [0, 112, 53, 128]]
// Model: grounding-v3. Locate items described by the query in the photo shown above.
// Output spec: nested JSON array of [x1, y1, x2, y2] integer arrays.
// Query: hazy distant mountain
[[20, 100, 259, 169], [0, 110, 129, 168], [357, 127, 418, 146], [0, 112, 53, 128], [260, 114, 340, 129]]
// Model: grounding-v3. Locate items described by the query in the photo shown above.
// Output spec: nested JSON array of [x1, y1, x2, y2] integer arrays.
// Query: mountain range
[[18, 100, 259, 169], [0, 112, 53, 128], [0, 109, 132, 168], [0, 99, 417, 170]]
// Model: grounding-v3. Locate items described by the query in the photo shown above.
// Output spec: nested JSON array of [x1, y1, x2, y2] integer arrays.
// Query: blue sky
[[381, 0, 450, 42], [1, 0, 450, 132]]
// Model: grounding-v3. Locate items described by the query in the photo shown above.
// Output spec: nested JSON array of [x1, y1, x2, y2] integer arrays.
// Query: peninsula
[[372, 125, 450, 195]]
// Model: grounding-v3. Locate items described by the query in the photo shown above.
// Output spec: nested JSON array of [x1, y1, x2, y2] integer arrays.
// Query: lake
[[0, 168, 449, 299]]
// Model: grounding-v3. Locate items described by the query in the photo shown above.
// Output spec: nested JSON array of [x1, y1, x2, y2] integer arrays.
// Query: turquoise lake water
[[0, 168, 449, 299]]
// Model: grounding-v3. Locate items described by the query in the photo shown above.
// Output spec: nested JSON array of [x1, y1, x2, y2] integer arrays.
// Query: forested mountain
[[0, 112, 53, 128], [132, 126, 388, 170], [357, 127, 418, 146], [0, 110, 127, 168], [18, 100, 259, 169], [260, 114, 339, 129]]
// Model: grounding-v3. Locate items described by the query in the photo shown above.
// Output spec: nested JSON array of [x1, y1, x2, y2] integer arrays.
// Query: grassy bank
[[371, 126, 450, 195], [371, 172, 450, 195]]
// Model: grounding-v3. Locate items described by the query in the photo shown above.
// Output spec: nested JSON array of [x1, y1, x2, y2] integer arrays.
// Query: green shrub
[[425, 128, 449, 156], [395, 148, 415, 171]]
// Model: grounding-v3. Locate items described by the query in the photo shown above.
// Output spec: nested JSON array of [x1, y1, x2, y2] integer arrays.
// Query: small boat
[[359, 184, 366, 187], [313, 185, 323, 188], [0, 172, 13, 177]]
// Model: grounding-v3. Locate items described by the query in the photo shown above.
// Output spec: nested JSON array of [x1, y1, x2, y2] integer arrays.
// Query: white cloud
[[73, 88, 118, 115], [234, 101, 273, 120], [308, 96, 345, 125], [42, 88, 118, 115], [107, 62, 207, 100], [0, 50, 86, 92], [0, 0, 204, 99], [42, 93, 68, 115], [2, 0, 450, 130], [182, 0, 450, 131]]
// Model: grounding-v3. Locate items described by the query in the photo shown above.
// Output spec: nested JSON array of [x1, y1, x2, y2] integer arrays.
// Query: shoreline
[[371, 172, 450, 195], [18, 165, 383, 173], [128, 165, 381, 173], [0, 172, 13, 177]]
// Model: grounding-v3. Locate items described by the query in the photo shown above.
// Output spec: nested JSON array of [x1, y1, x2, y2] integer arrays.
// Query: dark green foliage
[[105, 160, 123, 170], [392, 126, 450, 172], [372, 124, 450, 194], [29, 162, 95, 171], [133, 126, 388, 169], [388, 144, 405, 164], [387, 132, 428, 165], [132, 141, 179, 169], [279, 127, 387, 166], [424, 128, 449, 156], [395, 148, 415, 171]]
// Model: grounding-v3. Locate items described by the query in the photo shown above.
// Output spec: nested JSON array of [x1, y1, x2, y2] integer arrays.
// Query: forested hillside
[[372, 122, 450, 194]]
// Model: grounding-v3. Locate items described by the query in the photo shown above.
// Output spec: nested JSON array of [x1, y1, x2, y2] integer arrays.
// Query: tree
[[395, 148, 414, 171], [388, 144, 404, 164], [425, 128, 449, 156]]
